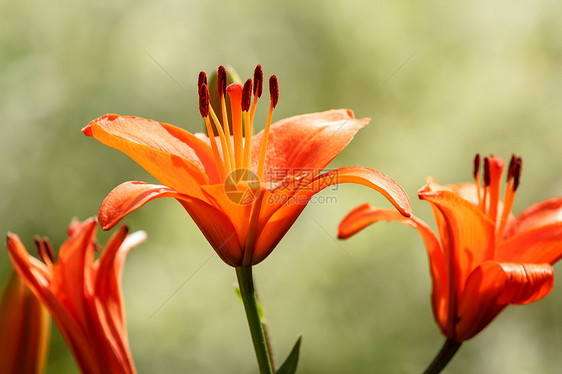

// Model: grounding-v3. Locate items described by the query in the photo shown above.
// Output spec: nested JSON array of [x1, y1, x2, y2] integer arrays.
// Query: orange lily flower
[[82, 65, 411, 266], [339, 154, 562, 342], [6, 218, 146, 374], [0, 271, 50, 374]]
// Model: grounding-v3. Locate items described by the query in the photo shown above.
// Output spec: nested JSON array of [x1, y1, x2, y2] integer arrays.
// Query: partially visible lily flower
[[82, 65, 411, 267], [339, 154, 562, 344], [0, 271, 50, 374], [7, 218, 146, 374]]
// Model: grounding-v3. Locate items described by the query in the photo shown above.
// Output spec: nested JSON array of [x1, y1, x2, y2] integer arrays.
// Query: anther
[[198, 71, 207, 91], [217, 65, 227, 97], [242, 79, 252, 111], [253, 65, 263, 98], [34, 236, 54, 264], [199, 83, 210, 118], [513, 157, 522, 191], [507, 154, 517, 182], [473, 153, 481, 179], [269, 75, 279, 108], [483, 157, 491, 187]]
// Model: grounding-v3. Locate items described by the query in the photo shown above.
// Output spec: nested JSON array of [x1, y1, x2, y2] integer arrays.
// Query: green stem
[[236, 266, 274, 374], [423, 338, 462, 374]]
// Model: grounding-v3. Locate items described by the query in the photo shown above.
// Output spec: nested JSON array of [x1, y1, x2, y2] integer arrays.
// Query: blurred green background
[[1, 0, 561, 372]]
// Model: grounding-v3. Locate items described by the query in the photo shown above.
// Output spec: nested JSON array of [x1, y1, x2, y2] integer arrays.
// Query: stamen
[[473, 154, 483, 208], [473, 154, 480, 179], [513, 157, 522, 191], [198, 83, 210, 118], [242, 79, 252, 112], [34, 236, 54, 267], [217, 66, 227, 97], [486, 156, 505, 223], [198, 71, 207, 91], [217, 66, 234, 170], [497, 155, 522, 240], [250, 65, 263, 124], [257, 76, 279, 179], [269, 75, 279, 108], [507, 154, 517, 182], [483, 157, 491, 187], [253, 65, 263, 98], [209, 104, 234, 173], [227, 82, 244, 169], [242, 79, 253, 169], [482, 157, 490, 212], [200, 83, 225, 178]]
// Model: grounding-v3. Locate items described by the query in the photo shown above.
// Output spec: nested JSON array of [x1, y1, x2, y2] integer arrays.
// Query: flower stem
[[423, 338, 462, 374], [235, 266, 274, 374]]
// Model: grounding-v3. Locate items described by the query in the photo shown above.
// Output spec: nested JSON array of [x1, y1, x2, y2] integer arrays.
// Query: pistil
[[227, 82, 244, 169], [242, 79, 253, 169]]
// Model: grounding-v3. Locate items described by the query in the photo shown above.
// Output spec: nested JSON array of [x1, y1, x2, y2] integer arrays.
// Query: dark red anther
[[269, 75, 279, 108], [199, 83, 210, 118], [198, 71, 207, 90], [34, 236, 54, 264], [242, 79, 252, 111], [483, 157, 491, 187], [513, 157, 522, 191], [217, 66, 227, 97], [507, 154, 517, 182], [473, 153, 481, 179], [253, 65, 263, 98]]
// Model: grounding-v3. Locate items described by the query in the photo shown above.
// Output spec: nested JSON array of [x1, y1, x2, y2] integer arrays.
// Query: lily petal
[[337, 204, 449, 332], [456, 261, 554, 341], [304, 166, 412, 217], [201, 184, 255, 237], [0, 272, 50, 374], [51, 219, 98, 327], [99, 181, 245, 265], [92, 226, 145, 373], [98, 181, 202, 230], [177, 199, 243, 266], [496, 223, 562, 264], [515, 197, 562, 234], [419, 189, 496, 291], [251, 110, 369, 182], [7, 233, 104, 372], [337, 203, 406, 239], [83, 115, 218, 194], [252, 166, 411, 264]]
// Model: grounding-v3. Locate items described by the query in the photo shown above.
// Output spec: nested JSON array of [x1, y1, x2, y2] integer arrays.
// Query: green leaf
[[276, 335, 302, 374]]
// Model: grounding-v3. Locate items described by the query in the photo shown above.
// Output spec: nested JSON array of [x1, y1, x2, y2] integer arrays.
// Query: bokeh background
[[1, 0, 561, 372]]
